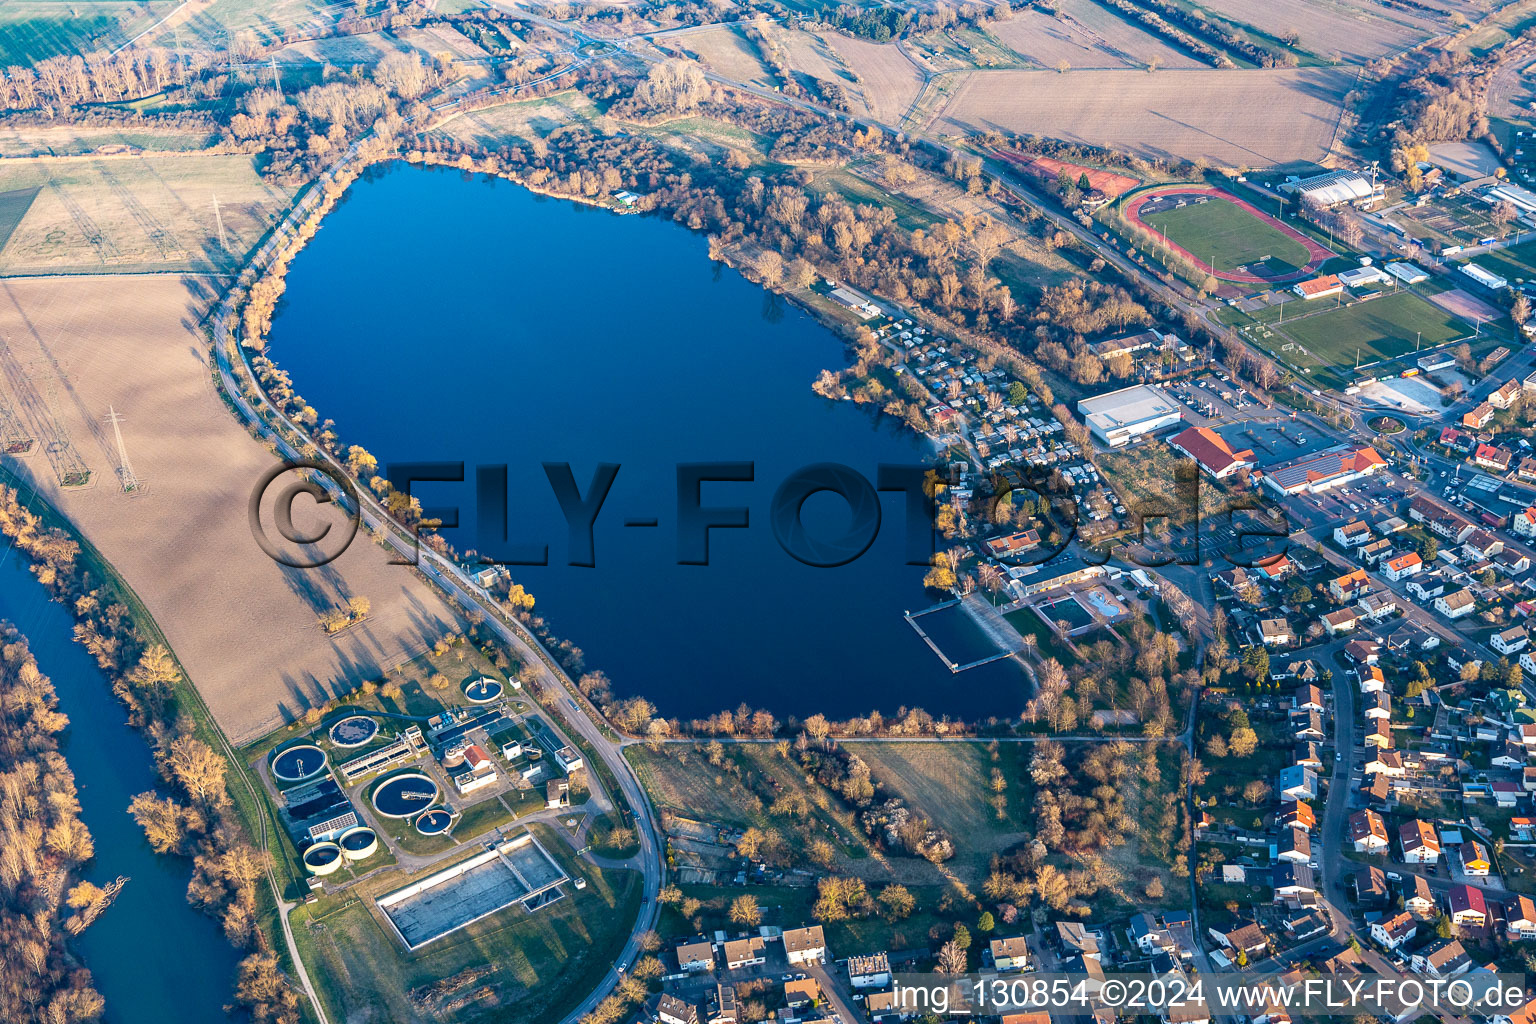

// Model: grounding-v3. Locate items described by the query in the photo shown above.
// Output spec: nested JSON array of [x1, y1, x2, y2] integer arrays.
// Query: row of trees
[[0, 486, 304, 1024], [0, 625, 106, 1024]]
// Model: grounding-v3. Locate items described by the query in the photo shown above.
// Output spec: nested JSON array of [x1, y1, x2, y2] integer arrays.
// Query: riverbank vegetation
[[0, 483, 306, 1024], [0, 623, 106, 1024]]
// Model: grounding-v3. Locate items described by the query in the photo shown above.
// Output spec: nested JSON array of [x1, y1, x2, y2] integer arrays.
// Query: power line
[[105, 406, 141, 493]]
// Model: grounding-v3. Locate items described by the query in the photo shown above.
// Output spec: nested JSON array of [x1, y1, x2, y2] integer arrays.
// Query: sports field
[[1270, 291, 1470, 368], [1137, 194, 1312, 278]]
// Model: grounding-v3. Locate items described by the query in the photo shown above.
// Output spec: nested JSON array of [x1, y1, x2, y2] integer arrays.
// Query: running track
[[1123, 184, 1332, 284]]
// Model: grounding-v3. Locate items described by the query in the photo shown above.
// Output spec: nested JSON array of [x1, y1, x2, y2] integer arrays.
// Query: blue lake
[[270, 162, 1029, 720], [0, 517, 237, 1022]]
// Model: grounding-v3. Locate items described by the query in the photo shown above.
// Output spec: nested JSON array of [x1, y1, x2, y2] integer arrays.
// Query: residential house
[[1494, 626, 1530, 655], [1464, 401, 1496, 429], [1277, 826, 1311, 863], [1208, 922, 1268, 958], [1475, 444, 1514, 473], [1272, 862, 1317, 902], [1293, 711, 1325, 741], [1436, 590, 1476, 619], [1510, 896, 1536, 940], [1365, 718, 1393, 749], [1516, 507, 1536, 540], [1358, 538, 1393, 565], [1406, 875, 1436, 916], [1329, 568, 1372, 602], [1280, 802, 1316, 832], [783, 979, 820, 1009], [990, 935, 1032, 972], [659, 996, 700, 1024], [722, 936, 765, 970], [1292, 684, 1325, 712], [1366, 750, 1406, 778], [847, 952, 892, 989], [1278, 765, 1318, 802], [1357, 592, 1398, 622], [1334, 521, 1372, 548], [1384, 552, 1423, 581], [1461, 840, 1491, 876], [707, 985, 738, 1024], [783, 925, 827, 966], [1408, 571, 1448, 601], [1370, 912, 1416, 950], [676, 938, 715, 972], [1492, 380, 1523, 410], [1364, 691, 1391, 720], [1294, 743, 1323, 770], [1358, 665, 1387, 693], [1355, 865, 1390, 907], [1323, 608, 1359, 636], [1346, 638, 1382, 665], [1449, 884, 1488, 927], [1350, 809, 1389, 853], [1410, 938, 1472, 977], [1260, 618, 1294, 647], [1401, 820, 1441, 862], [1055, 921, 1101, 960]]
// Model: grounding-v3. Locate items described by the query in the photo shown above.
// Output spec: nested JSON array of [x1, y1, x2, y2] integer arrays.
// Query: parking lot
[[1166, 371, 1259, 425], [1291, 472, 1410, 525]]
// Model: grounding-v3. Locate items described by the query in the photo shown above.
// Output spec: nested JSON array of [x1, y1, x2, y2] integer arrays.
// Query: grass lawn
[[627, 740, 1035, 883], [292, 823, 640, 1024], [1003, 607, 1076, 665], [0, 3, 164, 64], [1462, 237, 1536, 283], [1270, 290, 1469, 368], [1139, 196, 1311, 276], [0, 186, 39, 252]]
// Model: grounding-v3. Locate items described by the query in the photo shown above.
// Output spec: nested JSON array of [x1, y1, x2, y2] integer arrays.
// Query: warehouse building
[[1460, 263, 1509, 292], [1261, 445, 1387, 496], [1281, 169, 1380, 207], [1075, 385, 1182, 448]]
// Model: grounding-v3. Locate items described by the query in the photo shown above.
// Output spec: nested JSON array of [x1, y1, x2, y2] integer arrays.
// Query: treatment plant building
[[1075, 385, 1182, 448]]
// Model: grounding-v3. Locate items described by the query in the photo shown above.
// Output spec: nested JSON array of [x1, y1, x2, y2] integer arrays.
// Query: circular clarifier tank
[[328, 715, 379, 748], [272, 744, 328, 783], [463, 677, 504, 703], [303, 842, 343, 875], [415, 808, 453, 835], [371, 772, 439, 818], [339, 826, 378, 860]]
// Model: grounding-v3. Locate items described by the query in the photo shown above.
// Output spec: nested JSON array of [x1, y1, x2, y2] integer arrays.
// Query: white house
[[1370, 912, 1416, 951], [1493, 626, 1529, 655], [1436, 590, 1476, 619], [782, 926, 827, 966]]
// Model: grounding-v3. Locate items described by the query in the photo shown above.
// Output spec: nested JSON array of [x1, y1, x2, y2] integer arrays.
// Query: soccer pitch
[[1270, 291, 1469, 367], [1139, 197, 1312, 276]]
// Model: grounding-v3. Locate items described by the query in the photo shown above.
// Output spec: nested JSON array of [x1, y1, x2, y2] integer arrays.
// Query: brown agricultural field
[[988, 6, 1198, 70], [823, 34, 925, 123], [928, 67, 1352, 166], [677, 24, 774, 88], [1193, 0, 1449, 62], [0, 275, 461, 743], [1043, 0, 1204, 69]]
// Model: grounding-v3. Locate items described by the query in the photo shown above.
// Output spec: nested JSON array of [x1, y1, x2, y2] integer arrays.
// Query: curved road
[[205, 77, 662, 1024]]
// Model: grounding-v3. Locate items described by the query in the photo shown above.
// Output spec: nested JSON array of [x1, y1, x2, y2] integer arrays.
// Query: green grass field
[[1271, 290, 1469, 368], [291, 823, 640, 1024], [1139, 195, 1312, 276], [1461, 238, 1536, 283], [0, 3, 167, 65]]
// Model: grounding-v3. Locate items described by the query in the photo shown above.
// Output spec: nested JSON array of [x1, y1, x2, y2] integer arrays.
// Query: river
[[0, 531, 237, 1022], [269, 162, 1029, 720]]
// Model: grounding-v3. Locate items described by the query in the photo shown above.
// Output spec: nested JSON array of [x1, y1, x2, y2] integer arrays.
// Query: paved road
[[202, 75, 662, 1024]]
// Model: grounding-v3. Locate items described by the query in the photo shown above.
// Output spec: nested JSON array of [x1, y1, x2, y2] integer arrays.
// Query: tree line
[[0, 486, 304, 1024], [0, 624, 106, 1024]]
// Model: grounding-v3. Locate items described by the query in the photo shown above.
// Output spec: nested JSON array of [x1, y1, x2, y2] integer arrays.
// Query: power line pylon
[[106, 406, 140, 493]]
